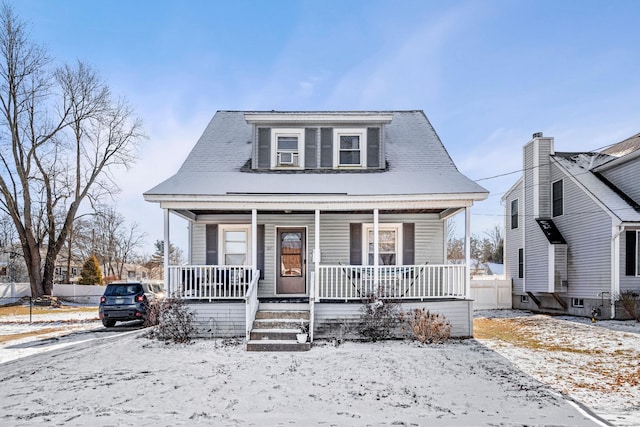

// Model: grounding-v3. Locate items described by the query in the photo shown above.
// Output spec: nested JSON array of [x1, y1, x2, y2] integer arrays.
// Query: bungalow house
[[503, 132, 640, 319], [144, 110, 488, 349]]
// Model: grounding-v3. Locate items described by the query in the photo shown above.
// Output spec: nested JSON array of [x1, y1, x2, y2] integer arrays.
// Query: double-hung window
[[363, 224, 402, 265], [219, 225, 251, 265], [552, 179, 563, 217], [511, 199, 519, 229], [272, 129, 304, 169], [334, 128, 366, 168]]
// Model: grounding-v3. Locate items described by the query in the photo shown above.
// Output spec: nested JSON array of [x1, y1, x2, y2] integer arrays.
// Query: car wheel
[[102, 319, 116, 328]]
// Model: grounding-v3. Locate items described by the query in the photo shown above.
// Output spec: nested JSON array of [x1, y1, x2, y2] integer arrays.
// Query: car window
[[105, 284, 142, 296]]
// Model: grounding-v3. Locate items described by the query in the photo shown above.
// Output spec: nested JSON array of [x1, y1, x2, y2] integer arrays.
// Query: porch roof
[[144, 110, 488, 202]]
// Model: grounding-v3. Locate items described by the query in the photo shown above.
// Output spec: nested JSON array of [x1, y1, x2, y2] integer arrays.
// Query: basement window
[[571, 298, 584, 308], [520, 295, 529, 303]]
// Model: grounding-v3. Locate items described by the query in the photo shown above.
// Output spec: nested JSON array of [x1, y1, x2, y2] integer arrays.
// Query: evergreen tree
[[79, 255, 103, 285]]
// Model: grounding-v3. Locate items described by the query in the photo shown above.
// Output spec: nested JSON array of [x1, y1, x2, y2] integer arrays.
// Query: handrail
[[244, 270, 260, 342], [168, 265, 253, 300], [309, 272, 315, 343]]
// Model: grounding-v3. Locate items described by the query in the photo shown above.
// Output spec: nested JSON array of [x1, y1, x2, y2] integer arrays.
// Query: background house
[[503, 132, 640, 319]]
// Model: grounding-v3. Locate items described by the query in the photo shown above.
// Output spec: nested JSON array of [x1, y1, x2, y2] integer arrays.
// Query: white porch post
[[611, 225, 621, 319], [314, 209, 320, 288], [252, 209, 258, 272], [163, 208, 170, 296], [464, 207, 471, 298], [373, 208, 379, 286]]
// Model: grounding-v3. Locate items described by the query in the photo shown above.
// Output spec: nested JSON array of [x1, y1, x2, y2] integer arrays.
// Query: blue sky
[[11, 0, 640, 256]]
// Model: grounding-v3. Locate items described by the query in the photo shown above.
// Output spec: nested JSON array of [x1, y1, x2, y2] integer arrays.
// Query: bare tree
[[0, 5, 144, 297]]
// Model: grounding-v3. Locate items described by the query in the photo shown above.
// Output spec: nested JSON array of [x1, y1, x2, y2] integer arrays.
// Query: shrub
[[619, 290, 640, 322], [355, 295, 400, 342], [148, 297, 195, 343], [79, 255, 103, 285], [403, 308, 451, 344]]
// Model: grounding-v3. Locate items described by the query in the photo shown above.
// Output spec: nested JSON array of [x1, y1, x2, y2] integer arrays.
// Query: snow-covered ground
[[0, 307, 637, 426], [475, 310, 640, 427]]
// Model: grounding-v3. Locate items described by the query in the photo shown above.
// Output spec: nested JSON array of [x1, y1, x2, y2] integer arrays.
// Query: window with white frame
[[271, 128, 304, 168], [363, 223, 402, 265], [511, 199, 519, 229], [552, 179, 563, 217], [334, 128, 366, 168], [571, 298, 584, 308], [219, 225, 251, 265]]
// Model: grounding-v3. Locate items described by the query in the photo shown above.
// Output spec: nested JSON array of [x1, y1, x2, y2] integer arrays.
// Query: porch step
[[255, 310, 310, 320], [246, 340, 311, 352], [246, 306, 311, 352]]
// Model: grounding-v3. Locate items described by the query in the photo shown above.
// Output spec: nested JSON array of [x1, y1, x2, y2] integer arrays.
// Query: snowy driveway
[[0, 327, 603, 426]]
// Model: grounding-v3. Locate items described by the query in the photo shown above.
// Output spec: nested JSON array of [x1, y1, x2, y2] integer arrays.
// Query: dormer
[[245, 112, 393, 171]]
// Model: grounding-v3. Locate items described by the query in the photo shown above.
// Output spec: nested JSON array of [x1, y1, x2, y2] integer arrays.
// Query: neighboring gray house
[[144, 110, 488, 349], [503, 132, 640, 319]]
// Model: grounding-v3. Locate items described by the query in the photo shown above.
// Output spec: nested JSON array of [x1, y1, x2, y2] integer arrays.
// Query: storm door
[[276, 228, 306, 294]]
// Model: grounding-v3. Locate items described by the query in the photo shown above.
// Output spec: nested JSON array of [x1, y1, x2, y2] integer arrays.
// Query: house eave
[[144, 192, 487, 212], [244, 112, 394, 125]]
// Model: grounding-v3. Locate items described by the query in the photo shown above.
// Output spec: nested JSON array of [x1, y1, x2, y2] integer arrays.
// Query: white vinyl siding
[[599, 155, 640, 204], [504, 180, 525, 293], [550, 165, 611, 298]]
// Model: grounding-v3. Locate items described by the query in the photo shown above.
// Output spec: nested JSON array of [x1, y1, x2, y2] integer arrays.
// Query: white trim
[[251, 210, 257, 273], [510, 198, 519, 229], [465, 207, 471, 298], [245, 113, 393, 124], [218, 224, 252, 266], [548, 243, 554, 292], [271, 128, 305, 170], [333, 128, 367, 168], [611, 225, 620, 319], [362, 222, 403, 266], [163, 209, 170, 295], [533, 142, 539, 218]]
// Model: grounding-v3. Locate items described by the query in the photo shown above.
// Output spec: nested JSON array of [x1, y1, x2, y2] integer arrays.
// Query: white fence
[[470, 277, 512, 310], [0, 283, 132, 305]]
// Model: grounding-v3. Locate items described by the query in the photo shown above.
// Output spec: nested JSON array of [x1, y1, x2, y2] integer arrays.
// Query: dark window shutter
[[205, 224, 218, 265], [626, 231, 637, 276], [320, 128, 333, 168], [349, 223, 362, 265], [305, 128, 317, 168], [367, 127, 381, 168], [257, 224, 265, 279], [257, 128, 271, 169], [402, 223, 415, 265]]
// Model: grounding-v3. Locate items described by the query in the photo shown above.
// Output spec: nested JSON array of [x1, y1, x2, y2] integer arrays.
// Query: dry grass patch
[[474, 317, 600, 355], [0, 305, 97, 318], [0, 327, 69, 343]]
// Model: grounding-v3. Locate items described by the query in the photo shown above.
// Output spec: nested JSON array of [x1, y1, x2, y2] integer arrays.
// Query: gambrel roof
[[144, 110, 488, 200]]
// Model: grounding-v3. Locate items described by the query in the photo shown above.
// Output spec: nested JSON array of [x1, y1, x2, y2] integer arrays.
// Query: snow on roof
[[552, 152, 640, 223], [600, 132, 640, 157], [145, 110, 488, 198]]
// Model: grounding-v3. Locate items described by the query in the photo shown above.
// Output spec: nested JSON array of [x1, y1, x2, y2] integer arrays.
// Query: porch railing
[[245, 271, 260, 341], [316, 264, 466, 301], [167, 265, 255, 300]]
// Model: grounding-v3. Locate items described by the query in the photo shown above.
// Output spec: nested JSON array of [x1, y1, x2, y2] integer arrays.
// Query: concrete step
[[246, 339, 310, 352], [255, 310, 310, 320], [252, 318, 308, 330], [250, 328, 300, 341], [259, 302, 309, 311]]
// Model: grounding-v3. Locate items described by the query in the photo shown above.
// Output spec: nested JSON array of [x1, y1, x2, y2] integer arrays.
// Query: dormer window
[[271, 129, 304, 169], [334, 128, 366, 168]]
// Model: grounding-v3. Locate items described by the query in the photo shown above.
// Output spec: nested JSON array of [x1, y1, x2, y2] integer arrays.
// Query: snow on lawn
[[0, 334, 601, 426], [474, 310, 640, 427]]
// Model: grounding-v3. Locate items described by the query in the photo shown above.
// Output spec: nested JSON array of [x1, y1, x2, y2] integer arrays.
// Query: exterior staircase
[[246, 303, 310, 351]]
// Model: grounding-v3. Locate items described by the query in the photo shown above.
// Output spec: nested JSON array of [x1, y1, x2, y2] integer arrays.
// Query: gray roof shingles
[[145, 110, 488, 198]]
